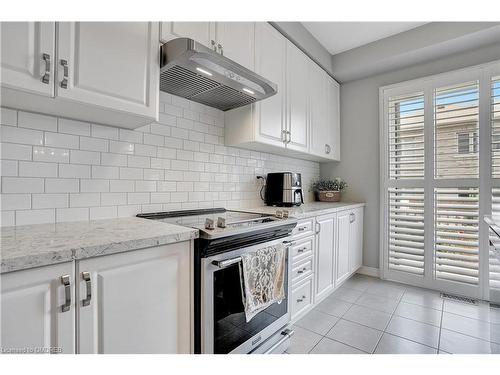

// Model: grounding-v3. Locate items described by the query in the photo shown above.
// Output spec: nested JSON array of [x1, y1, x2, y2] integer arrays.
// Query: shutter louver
[[435, 81, 479, 179], [492, 76, 500, 178], [434, 187, 479, 285], [388, 92, 425, 179], [490, 188, 500, 289], [388, 188, 425, 275]]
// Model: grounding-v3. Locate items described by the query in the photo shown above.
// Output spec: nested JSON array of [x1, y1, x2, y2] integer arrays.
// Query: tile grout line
[[437, 299, 444, 352]]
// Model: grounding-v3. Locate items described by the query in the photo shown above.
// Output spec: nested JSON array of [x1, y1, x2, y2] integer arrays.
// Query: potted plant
[[311, 178, 347, 202]]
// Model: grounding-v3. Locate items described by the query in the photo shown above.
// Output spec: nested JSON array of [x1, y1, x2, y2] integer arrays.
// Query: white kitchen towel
[[239, 243, 286, 322]]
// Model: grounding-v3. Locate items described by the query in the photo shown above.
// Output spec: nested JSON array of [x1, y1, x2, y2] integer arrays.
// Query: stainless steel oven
[[201, 237, 294, 354]]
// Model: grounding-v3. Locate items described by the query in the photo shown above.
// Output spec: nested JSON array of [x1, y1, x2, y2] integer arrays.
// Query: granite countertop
[[0, 217, 198, 274], [243, 201, 365, 219]]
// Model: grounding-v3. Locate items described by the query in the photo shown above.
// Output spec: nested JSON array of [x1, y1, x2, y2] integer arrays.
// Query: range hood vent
[[160, 38, 277, 111]]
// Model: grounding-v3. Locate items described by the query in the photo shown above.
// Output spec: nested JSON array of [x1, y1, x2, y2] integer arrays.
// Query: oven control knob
[[205, 218, 215, 230], [217, 217, 226, 228]]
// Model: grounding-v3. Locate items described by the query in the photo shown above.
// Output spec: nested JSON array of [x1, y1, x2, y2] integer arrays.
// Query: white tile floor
[[287, 274, 500, 354]]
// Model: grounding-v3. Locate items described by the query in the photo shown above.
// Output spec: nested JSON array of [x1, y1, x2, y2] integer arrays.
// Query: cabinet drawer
[[290, 236, 314, 263], [291, 276, 313, 319], [292, 218, 314, 238], [291, 257, 313, 285]]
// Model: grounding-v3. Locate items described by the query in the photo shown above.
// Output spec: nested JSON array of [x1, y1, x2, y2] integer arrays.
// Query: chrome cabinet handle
[[60, 274, 71, 312], [325, 144, 331, 154], [315, 222, 321, 234], [60, 59, 68, 89], [296, 295, 306, 303], [82, 271, 92, 306], [282, 240, 296, 247], [41, 53, 51, 84], [350, 213, 355, 223], [297, 267, 307, 274], [297, 247, 307, 253], [217, 43, 224, 55], [281, 129, 287, 143], [286, 130, 291, 143], [297, 226, 306, 232], [211, 40, 217, 51]]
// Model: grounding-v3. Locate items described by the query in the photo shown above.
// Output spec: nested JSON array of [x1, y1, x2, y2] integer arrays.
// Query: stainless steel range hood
[[160, 38, 277, 111]]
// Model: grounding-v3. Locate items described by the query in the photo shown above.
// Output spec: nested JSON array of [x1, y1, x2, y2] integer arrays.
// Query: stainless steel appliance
[[264, 172, 304, 207], [137, 208, 297, 354], [160, 38, 277, 111]]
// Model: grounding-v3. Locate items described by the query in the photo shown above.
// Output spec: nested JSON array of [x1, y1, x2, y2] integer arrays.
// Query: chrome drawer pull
[[297, 227, 306, 232], [82, 271, 92, 306], [41, 53, 50, 84], [296, 295, 307, 303], [297, 267, 308, 274], [297, 247, 307, 253], [282, 240, 296, 247], [60, 274, 71, 312], [60, 59, 68, 89]]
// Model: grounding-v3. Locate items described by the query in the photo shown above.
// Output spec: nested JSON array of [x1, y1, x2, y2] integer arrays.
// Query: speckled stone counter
[[243, 202, 365, 219], [1, 217, 198, 273]]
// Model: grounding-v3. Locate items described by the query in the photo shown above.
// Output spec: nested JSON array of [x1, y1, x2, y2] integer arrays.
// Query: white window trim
[[379, 60, 500, 299]]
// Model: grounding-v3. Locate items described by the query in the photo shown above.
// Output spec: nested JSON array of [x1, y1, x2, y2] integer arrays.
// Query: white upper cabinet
[[77, 242, 192, 354], [56, 22, 159, 120], [1, 262, 75, 354], [161, 22, 214, 49], [1, 22, 159, 129], [215, 22, 255, 71], [286, 41, 309, 153], [309, 64, 329, 158], [0, 22, 55, 97], [328, 76, 341, 161]]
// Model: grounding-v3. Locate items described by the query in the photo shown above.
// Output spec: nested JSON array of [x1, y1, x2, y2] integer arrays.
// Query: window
[[381, 61, 499, 299], [457, 132, 478, 154]]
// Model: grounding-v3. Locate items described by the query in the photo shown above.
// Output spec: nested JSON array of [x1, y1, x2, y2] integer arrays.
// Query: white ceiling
[[302, 22, 428, 55]]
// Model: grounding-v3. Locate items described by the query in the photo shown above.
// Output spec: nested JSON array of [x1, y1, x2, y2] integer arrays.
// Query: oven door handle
[[212, 240, 295, 269]]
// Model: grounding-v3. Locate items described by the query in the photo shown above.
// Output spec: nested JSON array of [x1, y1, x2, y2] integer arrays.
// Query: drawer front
[[291, 276, 313, 319], [292, 218, 314, 238], [290, 236, 314, 263], [291, 257, 313, 285]]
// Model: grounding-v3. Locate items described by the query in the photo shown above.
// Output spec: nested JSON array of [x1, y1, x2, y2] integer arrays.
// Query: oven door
[[201, 237, 292, 354]]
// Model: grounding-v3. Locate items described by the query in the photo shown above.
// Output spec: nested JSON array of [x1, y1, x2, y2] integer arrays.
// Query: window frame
[[379, 60, 500, 300]]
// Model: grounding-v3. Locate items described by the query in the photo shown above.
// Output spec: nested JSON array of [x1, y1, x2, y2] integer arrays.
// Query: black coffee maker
[[264, 172, 304, 207]]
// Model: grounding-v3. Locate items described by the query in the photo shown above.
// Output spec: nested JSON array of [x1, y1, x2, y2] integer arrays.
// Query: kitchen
[[1, 1, 500, 372]]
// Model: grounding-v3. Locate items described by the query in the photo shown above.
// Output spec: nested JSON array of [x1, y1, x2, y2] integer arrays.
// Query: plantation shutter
[[388, 188, 425, 275], [434, 81, 479, 179], [434, 188, 479, 285], [490, 188, 500, 290], [492, 76, 500, 178], [388, 93, 425, 179]]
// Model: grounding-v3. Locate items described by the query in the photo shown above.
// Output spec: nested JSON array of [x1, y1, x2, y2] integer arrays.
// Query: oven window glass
[[213, 262, 288, 354]]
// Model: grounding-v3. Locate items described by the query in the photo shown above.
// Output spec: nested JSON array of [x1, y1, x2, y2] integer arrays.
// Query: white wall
[[0, 93, 319, 226], [321, 42, 500, 269]]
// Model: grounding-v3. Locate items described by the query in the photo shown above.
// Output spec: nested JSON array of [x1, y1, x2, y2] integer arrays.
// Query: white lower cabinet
[[1, 262, 75, 354], [289, 206, 364, 323], [0, 241, 192, 354]]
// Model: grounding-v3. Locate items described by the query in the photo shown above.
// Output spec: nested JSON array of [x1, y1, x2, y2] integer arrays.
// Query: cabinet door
[[336, 211, 351, 284], [254, 22, 286, 148], [166, 22, 214, 48], [315, 213, 336, 301], [349, 208, 364, 273], [77, 242, 192, 354], [56, 22, 159, 119], [328, 76, 341, 160], [0, 22, 55, 96], [286, 41, 309, 153], [215, 22, 254, 71], [309, 64, 329, 158], [1, 262, 75, 353]]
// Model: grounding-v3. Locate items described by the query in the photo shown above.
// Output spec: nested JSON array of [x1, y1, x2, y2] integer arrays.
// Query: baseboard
[[356, 266, 380, 278]]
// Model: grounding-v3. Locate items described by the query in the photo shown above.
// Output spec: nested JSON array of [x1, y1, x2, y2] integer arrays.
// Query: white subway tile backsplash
[[1, 99, 319, 226], [19, 161, 57, 177], [33, 146, 70, 163], [59, 164, 91, 178], [1, 126, 43, 145], [16, 209, 55, 225], [18, 111, 57, 132], [58, 118, 91, 136], [45, 178, 79, 193], [1, 108, 17, 126], [32, 193, 68, 209], [56, 207, 88, 222], [44, 132, 79, 149], [1, 193, 31, 210], [2, 177, 44, 193]]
